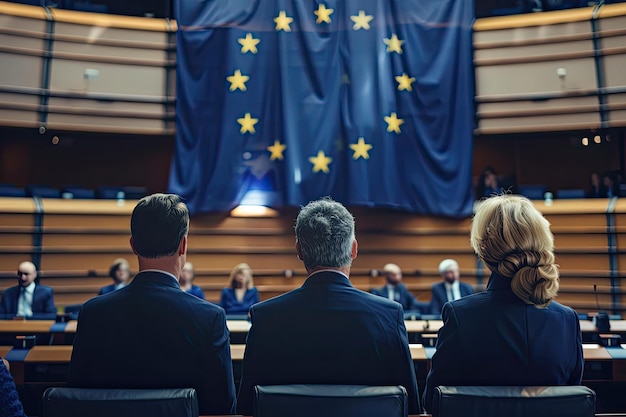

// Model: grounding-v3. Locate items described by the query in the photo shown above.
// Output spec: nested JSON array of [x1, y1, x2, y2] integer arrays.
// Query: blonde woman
[[423, 194, 583, 412], [220, 263, 259, 314]]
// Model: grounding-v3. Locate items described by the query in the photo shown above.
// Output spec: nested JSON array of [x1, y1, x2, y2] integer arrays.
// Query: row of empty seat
[[0, 184, 148, 200]]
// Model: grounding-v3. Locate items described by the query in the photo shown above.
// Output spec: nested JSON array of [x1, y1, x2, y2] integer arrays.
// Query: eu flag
[[170, 0, 475, 217]]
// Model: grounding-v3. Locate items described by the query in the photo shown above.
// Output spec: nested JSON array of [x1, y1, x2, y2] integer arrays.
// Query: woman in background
[[99, 258, 131, 295], [220, 263, 259, 315], [180, 262, 205, 299]]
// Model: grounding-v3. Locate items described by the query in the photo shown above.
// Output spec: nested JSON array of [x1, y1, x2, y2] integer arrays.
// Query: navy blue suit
[[98, 283, 120, 296], [186, 284, 205, 300], [220, 287, 258, 314], [0, 284, 56, 319], [429, 281, 474, 315], [423, 272, 583, 412], [237, 271, 419, 415], [371, 283, 429, 313], [68, 271, 236, 415]]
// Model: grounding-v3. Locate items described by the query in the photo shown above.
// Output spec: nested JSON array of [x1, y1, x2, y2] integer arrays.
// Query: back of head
[[470, 194, 559, 308], [295, 197, 355, 271], [131, 193, 189, 258]]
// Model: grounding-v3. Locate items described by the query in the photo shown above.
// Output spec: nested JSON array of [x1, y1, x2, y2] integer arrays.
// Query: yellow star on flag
[[350, 10, 373, 30], [395, 73, 416, 92], [237, 113, 258, 134], [267, 140, 286, 160], [350, 137, 373, 160], [384, 34, 404, 54], [238, 33, 260, 54], [384, 112, 405, 134], [274, 11, 293, 32], [314, 4, 334, 24], [226, 69, 249, 92], [309, 150, 332, 173]]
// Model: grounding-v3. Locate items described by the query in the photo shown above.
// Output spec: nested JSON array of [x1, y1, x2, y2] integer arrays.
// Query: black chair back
[[254, 384, 407, 417], [432, 385, 595, 417], [42, 387, 199, 417]]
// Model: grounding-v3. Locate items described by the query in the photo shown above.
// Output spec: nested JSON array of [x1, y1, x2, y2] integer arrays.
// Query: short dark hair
[[130, 193, 189, 258], [295, 197, 355, 270]]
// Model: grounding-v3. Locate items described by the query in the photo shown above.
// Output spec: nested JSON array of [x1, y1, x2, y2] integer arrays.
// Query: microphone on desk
[[593, 284, 611, 333]]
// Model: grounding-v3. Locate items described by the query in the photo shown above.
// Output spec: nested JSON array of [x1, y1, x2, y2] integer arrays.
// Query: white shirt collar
[[23, 281, 36, 294], [308, 269, 349, 280]]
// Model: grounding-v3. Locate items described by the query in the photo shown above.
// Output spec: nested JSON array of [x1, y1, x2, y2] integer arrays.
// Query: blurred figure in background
[[99, 258, 131, 295], [0, 261, 56, 319], [370, 263, 429, 314], [180, 262, 205, 299], [220, 263, 259, 315]]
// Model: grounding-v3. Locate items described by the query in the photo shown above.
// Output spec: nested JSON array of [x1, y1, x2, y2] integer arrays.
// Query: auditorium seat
[[26, 185, 61, 198], [517, 184, 548, 200], [0, 184, 26, 197], [41, 387, 198, 417], [557, 189, 586, 199], [253, 384, 407, 417], [432, 385, 595, 417]]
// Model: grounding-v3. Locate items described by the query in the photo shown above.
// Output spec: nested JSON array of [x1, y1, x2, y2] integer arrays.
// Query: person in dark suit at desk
[[0, 261, 56, 320], [429, 258, 474, 315], [68, 193, 236, 415], [370, 263, 429, 313], [423, 194, 584, 412], [98, 258, 131, 295], [237, 197, 420, 415], [220, 262, 258, 314]]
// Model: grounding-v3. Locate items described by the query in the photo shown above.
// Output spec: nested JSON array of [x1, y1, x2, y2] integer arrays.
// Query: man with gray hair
[[237, 197, 419, 414], [429, 258, 474, 315]]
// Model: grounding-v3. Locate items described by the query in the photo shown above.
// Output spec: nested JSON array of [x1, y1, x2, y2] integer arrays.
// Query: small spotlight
[[582, 137, 589, 146], [594, 135, 601, 144], [52, 136, 60, 145]]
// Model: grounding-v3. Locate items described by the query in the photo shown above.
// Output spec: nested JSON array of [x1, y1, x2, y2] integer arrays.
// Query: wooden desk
[[3, 343, 624, 385]]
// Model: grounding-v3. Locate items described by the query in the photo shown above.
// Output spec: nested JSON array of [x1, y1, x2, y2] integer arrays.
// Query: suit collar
[[130, 270, 181, 289], [302, 270, 352, 288], [486, 272, 512, 291]]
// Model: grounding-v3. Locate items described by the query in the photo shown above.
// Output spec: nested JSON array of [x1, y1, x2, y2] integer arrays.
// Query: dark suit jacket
[[237, 271, 419, 415], [370, 283, 428, 313], [422, 272, 584, 412], [220, 287, 259, 314], [429, 281, 474, 315], [98, 283, 119, 296], [0, 284, 56, 319], [68, 271, 236, 415]]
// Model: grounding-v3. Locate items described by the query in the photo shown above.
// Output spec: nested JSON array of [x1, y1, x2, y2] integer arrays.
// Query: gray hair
[[295, 197, 355, 270]]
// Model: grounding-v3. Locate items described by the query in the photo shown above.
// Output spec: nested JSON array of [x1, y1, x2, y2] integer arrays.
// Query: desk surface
[[3, 319, 624, 335]]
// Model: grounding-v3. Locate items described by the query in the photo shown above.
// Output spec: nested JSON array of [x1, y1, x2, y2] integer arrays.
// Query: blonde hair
[[228, 263, 254, 289], [470, 195, 559, 308]]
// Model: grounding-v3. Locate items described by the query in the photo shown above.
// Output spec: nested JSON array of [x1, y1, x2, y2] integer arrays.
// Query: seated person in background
[[99, 258, 131, 295], [422, 194, 583, 412], [586, 171, 603, 198], [180, 262, 205, 299], [602, 171, 621, 198], [237, 198, 419, 415], [1, 358, 27, 417], [68, 193, 236, 415], [429, 259, 474, 315], [220, 263, 259, 315], [371, 263, 429, 313], [475, 166, 516, 199], [0, 261, 57, 319]]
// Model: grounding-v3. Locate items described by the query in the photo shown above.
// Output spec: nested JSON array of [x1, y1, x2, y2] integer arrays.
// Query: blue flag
[[170, 0, 475, 217]]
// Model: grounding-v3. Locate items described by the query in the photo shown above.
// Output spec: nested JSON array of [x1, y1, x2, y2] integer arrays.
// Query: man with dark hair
[[237, 197, 420, 415], [68, 193, 236, 415], [0, 261, 56, 319]]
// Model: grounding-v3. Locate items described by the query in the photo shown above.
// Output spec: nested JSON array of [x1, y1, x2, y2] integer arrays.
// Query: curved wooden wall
[[1, 1, 626, 135], [0, 197, 625, 315], [474, 3, 626, 134]]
